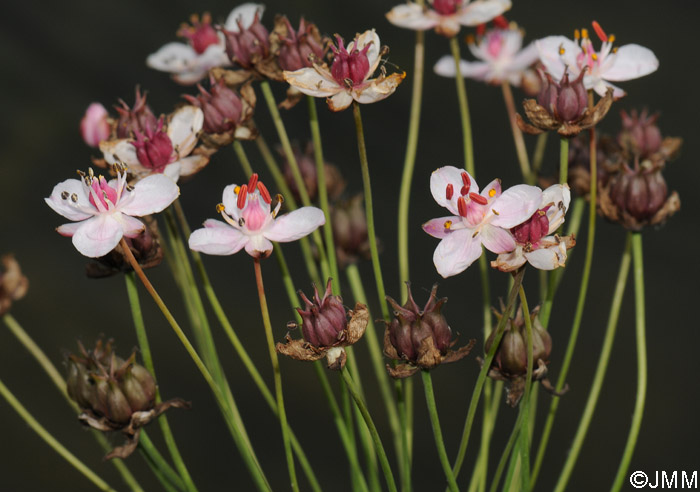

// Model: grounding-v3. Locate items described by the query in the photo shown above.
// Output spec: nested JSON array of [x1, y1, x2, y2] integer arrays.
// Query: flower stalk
[[502, 81, 533, 184], [450, 36, 475, 176]]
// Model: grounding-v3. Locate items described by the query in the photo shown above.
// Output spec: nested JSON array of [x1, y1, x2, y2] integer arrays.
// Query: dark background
[[1, 1, 697, 490]]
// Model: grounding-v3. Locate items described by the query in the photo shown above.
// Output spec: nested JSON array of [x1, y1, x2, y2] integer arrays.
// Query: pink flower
[[492, 184, 576, 271], [386, 0, 511, 38], [422, 166, 541, 277], [100, 105, 207, 182], [188, 174, 325, 258], [45, 166, 179, 258], [433, 24, 538, 86], [283, 29, 405, 112], [80, 103, 111, 148], [146, 4, 264, 85], [536, 21, 658, 98]]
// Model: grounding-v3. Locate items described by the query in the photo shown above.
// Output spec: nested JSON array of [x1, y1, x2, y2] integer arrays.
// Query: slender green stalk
[[342, 368, 399, 492], [452, 268, 526, 479], [259, 80, 330, 281], [253, 258, 299, 492], [501, 82, 533, 184], [517, 287, 534, 492], [450, 36, 475, 176], [0, 377, 116, 491], [307, 95, 340, 293], [559, 137, 569, 185], [610, 232, 647, 491], [422, 371, 460, 492], [487, 406, 527, 492], [531, 133, 548, 176], [124, 273, 198, 492], [546, 234, 632, 491], [139, 432, 186, 491], [119, 238, 271, 492], [139, 447, 181, 492], [3, 314, 145, 492], [467, 382, 504, 492], [233, 140, 254, 176]]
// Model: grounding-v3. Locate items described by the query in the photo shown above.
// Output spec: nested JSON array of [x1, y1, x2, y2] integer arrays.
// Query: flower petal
[[386, 4, 439, 31], [189, 219, 249, 255], [602, 44, 658, 82], [422, 216, 461, 239], [433, 228, 482, 278], [536, 36, 580, 81], [245, 234, 273, 256], [224, 3, 265, 31], [100, 139, 140, 168], [146, 42, 198, 73], [222, 184, 240, 218], [541, 184, 571, 233], [489, 184, 542, 229], [350, 29, 381, 75], [525, 245, 564, 270], [168, 105, 203, 155], [479, 224, 515, 254], [456, 0, 512, 27], [163, 161, 183, 182], [56, 221, 83, 237], [491, 247, 527, 272], [72, 215, 124, 258], [327, 90, 354, 112], [119, 214, 146, 238], [45, 179, 93, 221], [354, 73, 405, 104], [283, 67, 341, 98], [430, 166, 477, 215], [433, 55, 490, 81], [119, 174, 179, 216], [176, 155, 209, 178], [264, 207, 325, 242]]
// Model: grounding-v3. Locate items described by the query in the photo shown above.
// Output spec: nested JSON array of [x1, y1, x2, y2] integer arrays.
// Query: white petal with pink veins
[[602, 44, 658, 82], [349, 30, 381, 76], [264, 207, 325, 242], [489, 184, 541, 229], [100, 139, 140, 168], [168, 106, 203, 155], [119, 214, 146, 238], [224, 3, 265, 31], [479, 224, 515, 254], [386, 4, 438, 31], [119, 174, 179, 216], [45, 179, 93, 221], [189, 219, 249, 255], [430, 166, 477, 215], [433, 228, 483, 278], [456, 0, 512, 27], [537, 36, 580, 81], [71, 215, 124, 258], [422, 216, 460, 239], [283, 68, 342, 98], [327, 90, 354, 112]]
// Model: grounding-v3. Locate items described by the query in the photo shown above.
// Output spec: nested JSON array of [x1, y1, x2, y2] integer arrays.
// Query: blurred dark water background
[[1, 1, 698, 490]]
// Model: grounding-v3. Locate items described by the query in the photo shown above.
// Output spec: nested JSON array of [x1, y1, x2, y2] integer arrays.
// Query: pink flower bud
[[115, 87, 157, 139], [80, 103, 111, 147], [184, 76, 243, 134], [618, 109, 663, 159], [297, 279, 348, 347], [221, 11, 269, 69], [330, 35, 371, 87], [431, 0, 461, 15], [277, 17, 326, 71], [177, 13, 220, 55], [131, 118, 174, 172], [537, 70, 587, 123]]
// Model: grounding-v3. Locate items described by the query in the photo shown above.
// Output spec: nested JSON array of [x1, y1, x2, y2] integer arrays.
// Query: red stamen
[[248, 173, 259, 193], [445, 184, 454, 200], [591, 21, 607, 42], [237, 184, 248, 209], [460, 185, 470, 196], [469, 192, 488, 205], [461, 172, 469, 186], [457, 196, 467, 217], [257, 182, 272, 204], [493, 15, 508, 29]]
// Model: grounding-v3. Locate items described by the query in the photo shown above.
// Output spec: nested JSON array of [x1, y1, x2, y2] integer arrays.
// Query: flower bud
[[184, 76, 243, 134], [80, 103, 111, 147], [618, 109, 663, 159], [511, 207, 550, 246], [297, 279, 347, 347], [537, 70, 587, 123], [606, 163, 673, 226], [276, 16, 326, 71], [0, 254, 28, 316], [131, 118, 174, 172], [222, 10, 270, 69], [331, 35, 371, 87], [177, 13, 221, 55], [332, 195, 370, 268], [115, 87, 158, 139]]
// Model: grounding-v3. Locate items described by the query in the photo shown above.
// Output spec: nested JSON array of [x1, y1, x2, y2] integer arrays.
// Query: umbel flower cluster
[[0, 1, 683, 491]]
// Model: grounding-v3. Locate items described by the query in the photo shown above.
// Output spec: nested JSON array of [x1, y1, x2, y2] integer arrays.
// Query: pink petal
[[536, 36, 580, 81], [189, 219, 249, 255], [72, 215, 123, 258], [120, 174, 179, 216], [489, 184, 541, 229], [56, 222, 83, 237], [456, 0, 512, 27], [119, 214, 146, 238], [481, 178, 502, 199], [602, 44, 658, 82], [386, 3, 439, 31], [45, 179, 93, 221], [422, 216, 460, 239], [433, 55, 491, 81], [264, 207, 325, 242], [430, 166, 477, 215], [479, 224, 515, 254], [433, 228, 482, 278], [541, 184, 570, 234]]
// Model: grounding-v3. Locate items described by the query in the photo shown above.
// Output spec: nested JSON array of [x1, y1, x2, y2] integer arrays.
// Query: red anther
[[445, 184, 454, 200], [591, 21, 607, 42], [493, 15, 508, 29], [457, 196, 468, 217], [469, 192, 488, 205], [257, 181, 272, 204], [476, 24, 486, 37], [461, 171, 470, 186], [247, 173, 259, 193], [237, 184, 248, 209], [460, 185, 470, 196]]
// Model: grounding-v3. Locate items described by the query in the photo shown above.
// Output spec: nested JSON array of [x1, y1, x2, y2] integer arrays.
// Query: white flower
[[386, 0, 511, 38], [434, 25, 538, 86], [146, 4, 264, 85], [189, 174, 325, 258], [422, 166, 541, 277], [536, 21, 658, 98], [45, 166, 179, 258], [283, 29, 405, 112]]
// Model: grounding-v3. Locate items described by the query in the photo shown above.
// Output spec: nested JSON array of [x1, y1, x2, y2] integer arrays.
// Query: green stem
[[452, 268, 526, 479], [610, 232, 647, 492], [531, 133, 548, 176], [139, 431, 186, 491], [120, 238, 271, 492], [487, 406, 528, 492], [342, 368, 399, 492], [0, 377, 116, 491], [233, 140, 254, 176], [547, 234, 632, 491], [253, 258, 299, 492], [450, 35, 475, 176], [517, 287, 534, 492], [501, 82, 533, 184], [124, 272, 198, 492], [422, 371, 460, 492], [559, 137, 569, 185], [139, 447, 181, 492], [467, 381, 504, 492]]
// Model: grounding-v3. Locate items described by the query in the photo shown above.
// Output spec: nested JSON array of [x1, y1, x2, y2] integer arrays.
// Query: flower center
[[131, 118, 174, 172], [511, 206, 551, 247], [178, 13, 220, 55], [486, 31, 505, 58], [572, 21, 615, 75], [330, 35, 371, 87], [431, 0, 461, 15]]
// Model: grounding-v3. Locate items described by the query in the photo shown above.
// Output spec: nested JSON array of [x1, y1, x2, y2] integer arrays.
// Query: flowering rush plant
[[3, 2, 686, 492]]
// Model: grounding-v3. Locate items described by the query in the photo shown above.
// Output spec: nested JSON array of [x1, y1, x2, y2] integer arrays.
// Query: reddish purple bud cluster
[[178, 13, 220, 55], [330, 36, 371, 87], [538, 70, 588, 123], [184, 76, 243, 134], [609, 166, 668, 221], [222, 11, 269, 69], [115, 87, 158, 139], [297, 279, 348, 347], [618, 109, 663, 159], [131, 118, 173, 172], [277, 17, 325, 72], [511, 207, 551, 246], [431, 0, 461, 15]]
